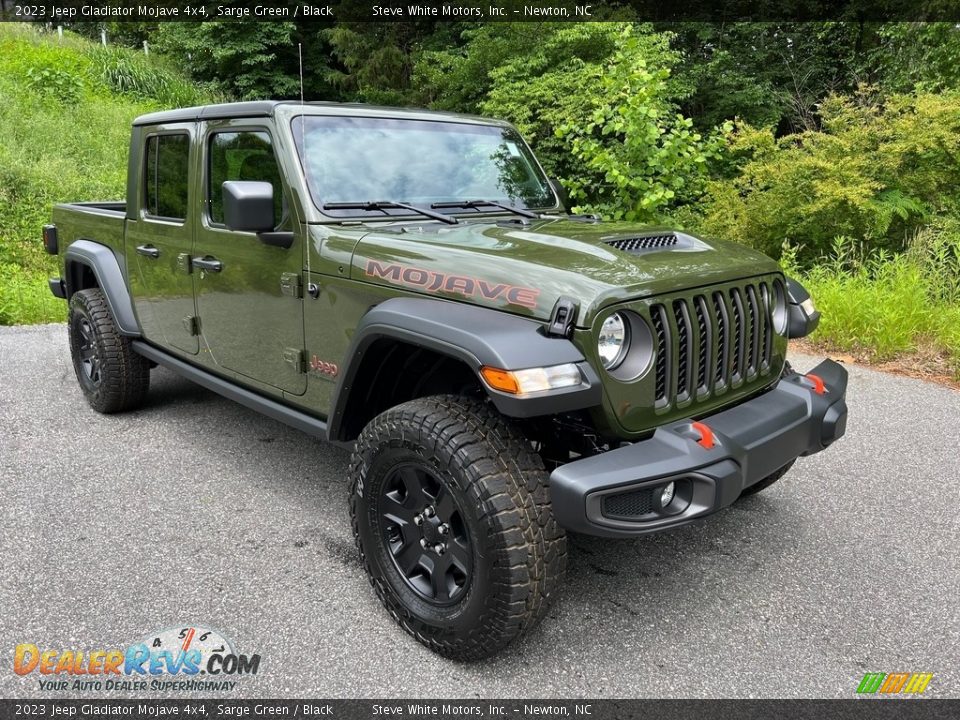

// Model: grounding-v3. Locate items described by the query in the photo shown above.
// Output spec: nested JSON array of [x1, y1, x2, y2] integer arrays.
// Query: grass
[[782, 232, 960, 378], [0, 24, 217, 325]]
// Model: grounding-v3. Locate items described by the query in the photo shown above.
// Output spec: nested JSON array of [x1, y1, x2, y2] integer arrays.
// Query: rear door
[[193, 119, 306, 395], [125, 123, 199, 354]]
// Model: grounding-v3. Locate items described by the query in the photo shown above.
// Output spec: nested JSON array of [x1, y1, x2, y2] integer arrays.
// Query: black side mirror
[[222, 181, 274, 233], [549, 178, 570, 212]]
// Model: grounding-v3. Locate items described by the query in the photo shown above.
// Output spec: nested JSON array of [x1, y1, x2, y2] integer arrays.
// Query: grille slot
[[649, 279, 778, 411], [746, 284, 760, 374], [694, 296, 710, 393], [651, 305, 669, 403], [673, 300, 691, 400], [760, 282, 773, 368], [730, 287, 745, 380], [602, 488, 653, 518], [712, 292, 728, 388], [604, 234, 679, 253]]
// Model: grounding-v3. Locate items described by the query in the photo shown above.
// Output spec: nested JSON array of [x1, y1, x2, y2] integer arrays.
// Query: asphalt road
[[1, 323, 958, 699]]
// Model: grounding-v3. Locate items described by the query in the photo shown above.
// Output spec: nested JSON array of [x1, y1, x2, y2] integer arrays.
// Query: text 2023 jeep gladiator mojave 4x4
[[44, 101, 848, 660]]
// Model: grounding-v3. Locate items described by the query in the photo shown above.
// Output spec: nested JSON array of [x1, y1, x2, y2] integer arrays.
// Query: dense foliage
[[0, 24, 216, 324], [2, 20, 958, 373]]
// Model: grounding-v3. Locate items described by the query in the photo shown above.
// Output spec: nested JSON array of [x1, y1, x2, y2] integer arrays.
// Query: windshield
[[292, 116, 556, 217]]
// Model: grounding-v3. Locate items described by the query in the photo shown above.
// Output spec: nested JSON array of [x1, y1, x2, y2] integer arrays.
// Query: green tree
[[153, 20, 334, 100], [555, 26, 728, 221], [681, 90, 960, 260]]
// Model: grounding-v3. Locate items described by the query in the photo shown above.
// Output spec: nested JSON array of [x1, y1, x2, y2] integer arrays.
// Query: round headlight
[[598, 313, 630, 369]]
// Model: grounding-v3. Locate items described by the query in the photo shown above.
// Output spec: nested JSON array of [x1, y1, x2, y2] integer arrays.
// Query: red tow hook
[[804, 373, 827, 395], [691, 421, 716, 450]]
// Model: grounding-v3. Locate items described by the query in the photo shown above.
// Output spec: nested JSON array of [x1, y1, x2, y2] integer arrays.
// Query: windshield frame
[[290, 114, 561, 222]]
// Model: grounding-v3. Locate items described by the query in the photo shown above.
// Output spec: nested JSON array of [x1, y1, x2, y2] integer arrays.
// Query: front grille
[[604, 233, 678, 253], [602, 488, 653, 518], [651, 279, 780, 409]]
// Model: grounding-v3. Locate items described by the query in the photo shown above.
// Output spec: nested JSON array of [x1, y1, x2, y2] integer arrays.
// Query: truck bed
[[52, 201, 127, 258]]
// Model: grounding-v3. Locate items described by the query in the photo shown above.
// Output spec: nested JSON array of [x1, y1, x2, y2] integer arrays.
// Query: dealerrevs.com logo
[[13, 626, 260, 692]]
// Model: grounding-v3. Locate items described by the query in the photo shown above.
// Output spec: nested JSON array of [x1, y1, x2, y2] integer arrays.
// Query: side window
[[144, 134, 190, 220], [208, 130, 283, 227]]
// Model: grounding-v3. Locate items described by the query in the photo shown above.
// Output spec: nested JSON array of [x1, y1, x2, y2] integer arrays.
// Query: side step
[[131, 341, 335, 443]]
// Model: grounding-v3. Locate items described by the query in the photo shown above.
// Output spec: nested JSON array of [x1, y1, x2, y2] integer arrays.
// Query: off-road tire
[[740, 460, 796, 496], [68, 288, 150, 414], [349, 395, 567, 661]]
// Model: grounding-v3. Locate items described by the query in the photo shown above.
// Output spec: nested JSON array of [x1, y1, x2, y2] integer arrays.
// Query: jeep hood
[[350, 218, 781, 326]]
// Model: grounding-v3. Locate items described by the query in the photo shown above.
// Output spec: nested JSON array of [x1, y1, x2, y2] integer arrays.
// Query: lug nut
[[433, 544, 446, 555], [413, 515, 423, 526], [424, 506, 435, 518], [419, 539, 428, 548], [437, 524, 449, 535]]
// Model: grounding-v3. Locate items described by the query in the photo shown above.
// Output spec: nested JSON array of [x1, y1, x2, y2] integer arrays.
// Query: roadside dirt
[[793, 338, 960, 391]]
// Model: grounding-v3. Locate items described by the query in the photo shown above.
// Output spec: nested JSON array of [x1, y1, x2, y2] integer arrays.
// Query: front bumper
[[549, 359, 848, 537]]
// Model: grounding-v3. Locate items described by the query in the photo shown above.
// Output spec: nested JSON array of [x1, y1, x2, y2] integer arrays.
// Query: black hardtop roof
[[132, 101, 505, 128]]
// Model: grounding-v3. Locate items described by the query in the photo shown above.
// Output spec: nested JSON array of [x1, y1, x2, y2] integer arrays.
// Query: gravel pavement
[[1, 324, 958, 699]]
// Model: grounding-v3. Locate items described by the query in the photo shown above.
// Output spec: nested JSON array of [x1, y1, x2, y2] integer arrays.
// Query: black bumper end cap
[[48, 277, 66, 299]]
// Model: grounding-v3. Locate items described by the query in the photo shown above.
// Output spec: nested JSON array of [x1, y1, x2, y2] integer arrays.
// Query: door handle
[[136, 244, 160, 258], [192, 257, 223, 273]]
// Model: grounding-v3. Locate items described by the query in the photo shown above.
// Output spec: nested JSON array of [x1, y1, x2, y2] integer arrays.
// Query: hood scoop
[[603, 232, 693, 254]]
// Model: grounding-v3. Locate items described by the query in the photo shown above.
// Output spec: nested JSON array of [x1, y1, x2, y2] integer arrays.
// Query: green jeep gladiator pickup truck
[[44, 101, 847, 660]]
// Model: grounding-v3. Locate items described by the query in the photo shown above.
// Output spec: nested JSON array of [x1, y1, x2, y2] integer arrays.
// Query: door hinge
[[177, 253, 193, 274], [280, 272, 302, 299], [283, 347, 307, 374], [182, 315, 200, 336]]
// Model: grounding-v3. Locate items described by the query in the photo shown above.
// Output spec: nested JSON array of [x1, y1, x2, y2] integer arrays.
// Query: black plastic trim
[[63, 240, 140, 336], [131, 341, 341, 445], [785, 276, 821, 338], [549, 359, 849, 537], [48, 278, 66, 299], [327, 297, 602, 439]]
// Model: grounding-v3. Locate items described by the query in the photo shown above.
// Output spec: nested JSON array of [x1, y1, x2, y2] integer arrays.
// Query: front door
[[125, 125, 199, 354], [193, 120, 306, 395]]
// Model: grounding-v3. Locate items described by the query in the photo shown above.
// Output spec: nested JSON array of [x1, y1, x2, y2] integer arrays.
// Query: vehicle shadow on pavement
[[137, 368, 811, 670]]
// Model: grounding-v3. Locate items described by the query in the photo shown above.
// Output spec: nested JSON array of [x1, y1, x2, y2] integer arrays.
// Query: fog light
[[658, 481, 675, 509]]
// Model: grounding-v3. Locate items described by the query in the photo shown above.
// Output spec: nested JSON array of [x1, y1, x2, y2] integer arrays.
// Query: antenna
[[298, 42, 305, 106]]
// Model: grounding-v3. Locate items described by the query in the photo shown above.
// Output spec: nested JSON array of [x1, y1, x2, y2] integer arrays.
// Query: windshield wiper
[[431, 200, 539, 219], [323, 201, 459, 225]]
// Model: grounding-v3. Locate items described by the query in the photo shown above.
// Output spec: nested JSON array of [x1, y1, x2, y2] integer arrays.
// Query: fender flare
[[64, 240, 140, 336], [327, 297, 602, 440]]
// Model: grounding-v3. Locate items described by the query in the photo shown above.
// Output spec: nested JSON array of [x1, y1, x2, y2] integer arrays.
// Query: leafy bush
[[682, 90, 960, 261], [0, 24, 215, 326], [556, 27, 728, 221]]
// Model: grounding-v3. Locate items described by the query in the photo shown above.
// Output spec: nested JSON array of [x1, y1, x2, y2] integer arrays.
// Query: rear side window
[[207, 130, 283, 226], [144, 134, 190, 220]]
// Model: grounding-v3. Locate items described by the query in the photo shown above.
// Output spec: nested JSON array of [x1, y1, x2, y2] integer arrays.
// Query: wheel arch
[[64, 240, 140, 336], [327, 297, 601, 442]]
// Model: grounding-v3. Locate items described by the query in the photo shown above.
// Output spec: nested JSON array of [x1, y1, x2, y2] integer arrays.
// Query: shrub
[[684, 90, 960, 261], [0, 24, 216, 327]]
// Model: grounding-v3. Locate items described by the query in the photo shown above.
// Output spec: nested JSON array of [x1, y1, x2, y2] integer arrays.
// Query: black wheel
[[350, 395, 567, 661], [740, 460, 796, 496], [68, 288, 150, 414]]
